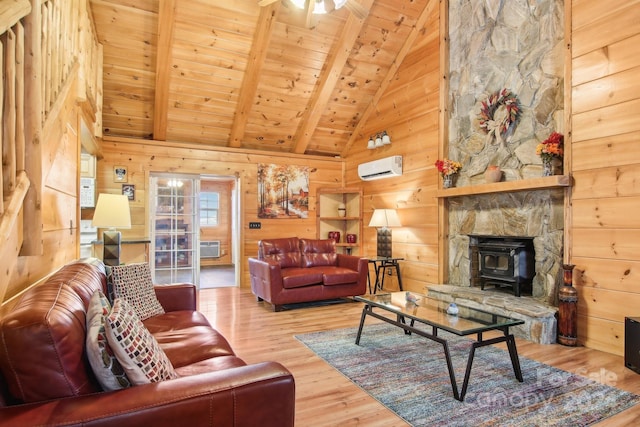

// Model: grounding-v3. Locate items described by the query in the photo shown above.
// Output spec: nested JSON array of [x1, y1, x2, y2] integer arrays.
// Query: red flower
[[536, 132, 564, 161]]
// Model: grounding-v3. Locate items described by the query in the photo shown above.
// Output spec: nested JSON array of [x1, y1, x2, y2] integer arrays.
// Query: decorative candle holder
[[338, 203, 346, 217], [328, 231, 341, 243]]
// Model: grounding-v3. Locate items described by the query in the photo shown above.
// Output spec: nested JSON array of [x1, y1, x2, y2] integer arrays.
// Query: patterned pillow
[[110, 263, 164, 320], [104, 298, 178, 385], [85, 291, 131, 390]]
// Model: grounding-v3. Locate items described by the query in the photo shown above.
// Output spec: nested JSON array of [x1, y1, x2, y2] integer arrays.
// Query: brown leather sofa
[[249, 237, 368, 311], [0, 259, 295, 426]]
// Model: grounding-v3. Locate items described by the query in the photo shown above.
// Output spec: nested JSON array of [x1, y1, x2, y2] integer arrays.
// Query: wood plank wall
[[343, 1, 441, 293], [570, 0, 640, 356], [96, 138, 345, 288]]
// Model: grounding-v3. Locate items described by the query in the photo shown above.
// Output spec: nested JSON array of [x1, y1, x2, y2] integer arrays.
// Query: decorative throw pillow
[[110, 263, 164, 320], [104, 298, 178, 385], [85, 291, 132, 390]]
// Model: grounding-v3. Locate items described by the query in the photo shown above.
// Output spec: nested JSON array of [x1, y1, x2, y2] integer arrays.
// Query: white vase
[[542, 158, 563, 176]]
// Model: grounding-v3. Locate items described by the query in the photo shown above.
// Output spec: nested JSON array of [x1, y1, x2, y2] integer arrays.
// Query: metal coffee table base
[[355, 304, 524, 401]]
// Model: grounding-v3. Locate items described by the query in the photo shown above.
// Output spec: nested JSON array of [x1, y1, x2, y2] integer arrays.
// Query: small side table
[[367, 257, 404, 294]]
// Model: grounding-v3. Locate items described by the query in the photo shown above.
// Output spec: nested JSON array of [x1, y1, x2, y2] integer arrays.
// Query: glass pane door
[[150, 174, 200, 285]]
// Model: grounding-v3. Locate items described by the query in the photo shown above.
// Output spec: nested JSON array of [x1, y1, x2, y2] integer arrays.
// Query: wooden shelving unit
[[317, 188, 363, 255], [436, 175, 572, 198]]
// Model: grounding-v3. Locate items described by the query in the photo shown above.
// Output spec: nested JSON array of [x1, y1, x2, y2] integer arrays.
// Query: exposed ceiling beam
[[153, 0, 177, 141], [340, 0, 438, 157], [228, 2, 280, 148], [229, 2, 280, 148], [292, 0, 373, 154]]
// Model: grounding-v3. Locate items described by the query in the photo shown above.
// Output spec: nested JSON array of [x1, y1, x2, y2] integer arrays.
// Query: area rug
[[295, 323, 640, 427]]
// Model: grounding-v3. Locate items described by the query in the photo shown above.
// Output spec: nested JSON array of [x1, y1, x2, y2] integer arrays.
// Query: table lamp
[[92, 193, 131, 266], [368, 209, 401, 258]]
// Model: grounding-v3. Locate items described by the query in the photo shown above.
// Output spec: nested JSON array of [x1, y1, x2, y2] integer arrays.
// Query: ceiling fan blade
[[344, 0, 369, 20], [258, 0, 280, 6]]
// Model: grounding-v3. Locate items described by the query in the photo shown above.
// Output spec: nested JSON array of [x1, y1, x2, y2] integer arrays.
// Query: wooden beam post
[[21, 0, 43, 256], [153, 0, 178, 141]]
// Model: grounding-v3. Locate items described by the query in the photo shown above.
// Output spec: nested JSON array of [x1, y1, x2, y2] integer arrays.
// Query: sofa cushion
[[145, 312, 237, 369], [110, 263, 165, 320], [321, 267, 361, 286], [300, 238, 337, 267], [86, 291, 132, 391], [280, 268, 324, 289], [259, 237, 301, 268], [174, 355, 247, 376], [105, 298, 178, 385]]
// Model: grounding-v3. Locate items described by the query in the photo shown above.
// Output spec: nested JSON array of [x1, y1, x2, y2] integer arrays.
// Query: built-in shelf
[[317, 187, 363, 256], [436, 175, 572, 198]]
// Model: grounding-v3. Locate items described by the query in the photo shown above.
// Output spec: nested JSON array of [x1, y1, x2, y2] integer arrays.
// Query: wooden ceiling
[[89, 0, 432, 157]]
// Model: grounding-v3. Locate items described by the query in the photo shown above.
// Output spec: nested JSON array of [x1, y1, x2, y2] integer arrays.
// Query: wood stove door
[[479, 249, 515, 280]]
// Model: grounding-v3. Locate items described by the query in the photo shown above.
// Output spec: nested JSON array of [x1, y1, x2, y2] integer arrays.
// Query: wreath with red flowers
[[478, 89, 520, 138]]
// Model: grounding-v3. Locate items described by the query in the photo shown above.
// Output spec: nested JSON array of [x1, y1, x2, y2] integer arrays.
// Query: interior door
[[150, 174, 200, 286]]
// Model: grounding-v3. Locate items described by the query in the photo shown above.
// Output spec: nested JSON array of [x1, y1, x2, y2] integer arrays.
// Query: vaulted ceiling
[[89, 0, 433, 157]]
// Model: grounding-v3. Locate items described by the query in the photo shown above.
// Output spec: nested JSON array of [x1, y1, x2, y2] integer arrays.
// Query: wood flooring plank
[[198, 288, 640, 426]]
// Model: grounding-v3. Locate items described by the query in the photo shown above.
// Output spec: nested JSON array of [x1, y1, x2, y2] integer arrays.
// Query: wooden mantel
[[436, 175, 572, 198]]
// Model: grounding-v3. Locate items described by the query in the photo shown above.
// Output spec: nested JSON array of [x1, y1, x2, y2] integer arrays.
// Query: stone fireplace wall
[[447, 1, 565, 305]]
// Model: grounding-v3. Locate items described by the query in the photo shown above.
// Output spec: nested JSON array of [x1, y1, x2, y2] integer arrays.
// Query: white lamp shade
[[375, 135, 384, 148], [368, 209, 401, 228], [92, 194, 131, 229], [292, 0, 347, 14]]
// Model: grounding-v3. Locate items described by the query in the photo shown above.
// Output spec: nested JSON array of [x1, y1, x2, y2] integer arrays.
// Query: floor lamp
[[92, 193, 131, 266], [368, 209, 401, 258]]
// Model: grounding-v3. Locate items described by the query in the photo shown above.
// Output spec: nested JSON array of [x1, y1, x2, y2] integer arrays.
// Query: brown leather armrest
[[154, 283, 197, 312], [249, 258, 284, 301], [337, 254, 367, 272], [0, 362, 295, 427]]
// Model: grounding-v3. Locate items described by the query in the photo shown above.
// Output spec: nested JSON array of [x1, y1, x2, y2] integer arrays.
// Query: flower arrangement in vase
[[435, 158, 462, 188], [536, 132, 564, 176]]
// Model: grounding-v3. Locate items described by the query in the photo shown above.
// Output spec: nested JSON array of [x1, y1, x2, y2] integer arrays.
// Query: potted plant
[[536, 132, 564, 176], [435, 158, 462, 188]]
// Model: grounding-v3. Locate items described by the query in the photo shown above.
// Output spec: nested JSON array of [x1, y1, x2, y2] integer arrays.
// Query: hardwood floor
[[199, 265, 236, 289], [199, 288, 640, 426]]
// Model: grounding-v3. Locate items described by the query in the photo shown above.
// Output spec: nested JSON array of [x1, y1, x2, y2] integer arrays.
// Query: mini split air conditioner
[[358, 155, 403, 181]]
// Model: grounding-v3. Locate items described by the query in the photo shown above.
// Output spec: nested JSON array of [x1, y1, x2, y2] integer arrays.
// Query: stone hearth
[[426, 284, 557, 344]]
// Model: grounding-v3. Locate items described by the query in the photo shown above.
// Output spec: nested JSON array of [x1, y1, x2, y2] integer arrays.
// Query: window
[[200, 192, 219, 226]]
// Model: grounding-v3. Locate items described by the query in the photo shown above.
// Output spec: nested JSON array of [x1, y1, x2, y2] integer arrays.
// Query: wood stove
[[469, 235, 535, 297]]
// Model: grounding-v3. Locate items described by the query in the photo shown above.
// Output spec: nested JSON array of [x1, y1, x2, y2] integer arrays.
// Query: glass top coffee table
[[354, 291, 525, 401]]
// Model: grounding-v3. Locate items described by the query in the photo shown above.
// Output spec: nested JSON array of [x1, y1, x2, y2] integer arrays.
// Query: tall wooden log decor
[[558, 264, 578, 346]]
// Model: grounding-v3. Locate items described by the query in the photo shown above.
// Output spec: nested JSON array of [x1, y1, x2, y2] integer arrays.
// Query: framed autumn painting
[[257, 163, 309, 219]]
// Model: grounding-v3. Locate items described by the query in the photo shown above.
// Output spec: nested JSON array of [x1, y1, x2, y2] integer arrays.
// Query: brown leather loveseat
[[249, 237, 368, 311], [0, 259, 295, 426]]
